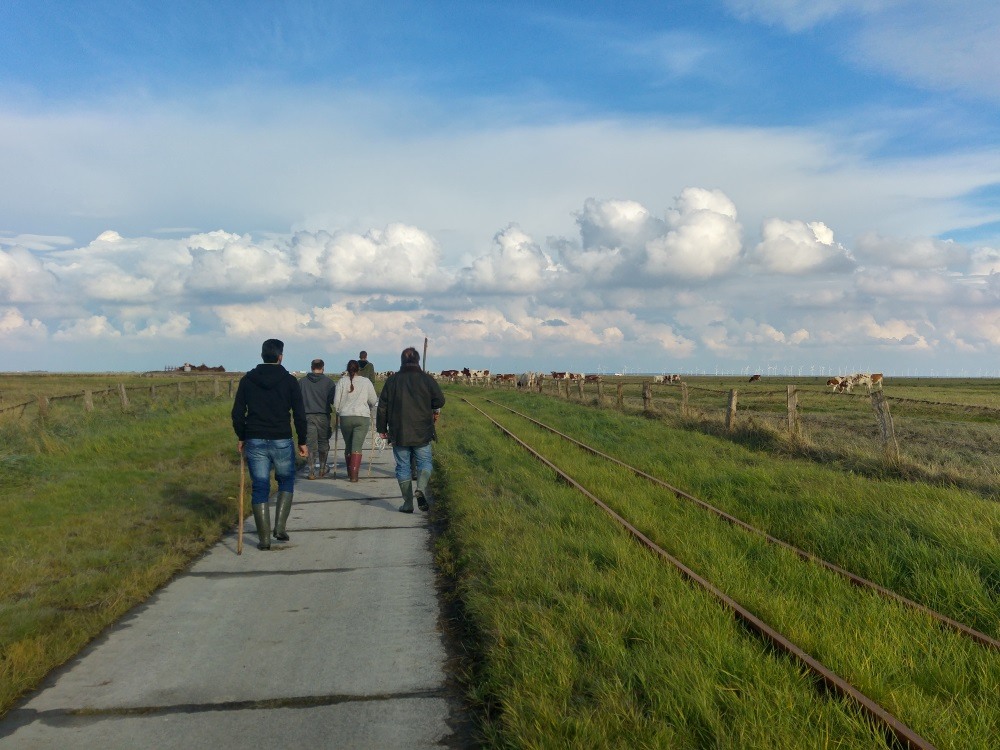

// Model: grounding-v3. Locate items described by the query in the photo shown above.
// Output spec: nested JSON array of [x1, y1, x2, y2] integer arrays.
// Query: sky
[[2, 1, 999, 376]]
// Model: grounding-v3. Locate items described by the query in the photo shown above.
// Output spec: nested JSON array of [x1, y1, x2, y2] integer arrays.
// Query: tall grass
[[0, 394, 236, 716], [434, 393, 1000, 748]]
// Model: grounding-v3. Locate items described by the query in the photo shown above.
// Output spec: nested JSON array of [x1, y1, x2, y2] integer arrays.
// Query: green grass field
[[433, 385, 1000, 749], [2, 373, 997, 749]]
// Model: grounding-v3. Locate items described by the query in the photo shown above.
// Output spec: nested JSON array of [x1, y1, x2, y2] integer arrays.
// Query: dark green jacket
[[376, 364, 445, 446], [358, 359, 376, 382]]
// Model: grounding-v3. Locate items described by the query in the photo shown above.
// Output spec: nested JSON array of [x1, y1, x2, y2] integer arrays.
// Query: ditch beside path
[[0, 444, 467, 749]]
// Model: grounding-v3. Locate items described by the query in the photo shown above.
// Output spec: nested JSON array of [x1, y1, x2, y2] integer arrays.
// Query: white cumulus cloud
[[750, 218, 854, 274]]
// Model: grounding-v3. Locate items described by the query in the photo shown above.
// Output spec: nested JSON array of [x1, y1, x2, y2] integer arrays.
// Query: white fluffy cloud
[[854, 232, 967, 270], [461, 224, 556, 293], [751, 218, 854, 274]]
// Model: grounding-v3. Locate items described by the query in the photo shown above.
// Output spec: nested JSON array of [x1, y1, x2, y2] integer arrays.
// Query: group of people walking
[[231, 340, 445, 550]]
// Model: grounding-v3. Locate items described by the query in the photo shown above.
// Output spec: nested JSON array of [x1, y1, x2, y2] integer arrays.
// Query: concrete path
[[0, 443, 467, 749]]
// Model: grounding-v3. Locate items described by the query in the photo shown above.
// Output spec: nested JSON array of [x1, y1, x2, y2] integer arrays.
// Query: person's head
[[261, 338, 284, 364], [359, 350, 368, 361], [400, 346, 420, 367], [311, 358, 324, 373], [346, 359, 359, 375]]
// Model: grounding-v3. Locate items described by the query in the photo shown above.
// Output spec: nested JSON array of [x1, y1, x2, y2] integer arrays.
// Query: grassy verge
[[0, 396, 236, 716], [433, 393, 1000, 748]]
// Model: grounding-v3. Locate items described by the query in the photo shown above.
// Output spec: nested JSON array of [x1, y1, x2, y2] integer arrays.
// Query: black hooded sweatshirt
[[232, 363, 307, 445]]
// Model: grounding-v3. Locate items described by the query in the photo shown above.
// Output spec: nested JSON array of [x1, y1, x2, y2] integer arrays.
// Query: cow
[[748, 374, 761, 383], [652, 375, 666, 384], [494, 373, 517, 385], [517, 372, 536, 388], [550, 371, 569, 379], [827, 376, 845, 391], [870, 373, 884, 389], [584, 374, 600, 383], [440, 369, 460, 380], [462, 368, 490, 384]]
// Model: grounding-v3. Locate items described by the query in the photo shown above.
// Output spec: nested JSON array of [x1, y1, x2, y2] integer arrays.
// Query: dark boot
[[273, 491, 293, 541], [307, 451, 317, 480], [252, 502, 271, 550], [415, 469, 431, 511], [348, 453, 363, 482], [318, 451, 329, 478], [397, 480, 413, 513]]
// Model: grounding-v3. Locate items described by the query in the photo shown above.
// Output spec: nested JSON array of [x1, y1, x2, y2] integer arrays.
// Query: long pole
[[237, 452, 245, 555], [422, 337, 428, 372], [332, 415, 339, 479], [368, 414, 375, 477]]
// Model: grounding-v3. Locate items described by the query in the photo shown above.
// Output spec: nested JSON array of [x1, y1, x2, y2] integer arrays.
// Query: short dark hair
[[359, 350, 368, 358], [311, 359, 324, 371], [261, 338, 284, 363], [400, 346, 420, 366]]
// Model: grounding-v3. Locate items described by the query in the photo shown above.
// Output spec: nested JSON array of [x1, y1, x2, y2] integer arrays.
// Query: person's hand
[[379, 432, 388, 440], [433, 413, 439, 423], [298, 444, 309, 458], [237, 440, 244, 454]]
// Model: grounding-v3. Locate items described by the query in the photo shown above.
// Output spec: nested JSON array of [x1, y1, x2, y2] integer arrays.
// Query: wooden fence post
[[229, 379, 235, 397], [680, 382, 688, 418], [726, 389, 738, 431], [214, 379, 220, 398], [870, 390, 900, 462], [786, 385, 799, 436], [84, 389, 94, 412], [597, 377, 604, 402], [577, 378, 584, 399], [643, 382, 652, 412], [176, 381, 183, 402], [562, 379, 570, 398], [37, 395, 49, 418], [118, 383, 129, 409], [616, 383, 623, 408]]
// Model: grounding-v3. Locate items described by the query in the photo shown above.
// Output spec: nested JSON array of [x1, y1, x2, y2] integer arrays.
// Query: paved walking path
[[0, 444, 466, 749]]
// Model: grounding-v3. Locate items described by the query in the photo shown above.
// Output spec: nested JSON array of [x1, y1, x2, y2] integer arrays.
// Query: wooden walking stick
[[367, 414, 376, 477], [237, 451, 245, 555], [332, 415, 339, 479]]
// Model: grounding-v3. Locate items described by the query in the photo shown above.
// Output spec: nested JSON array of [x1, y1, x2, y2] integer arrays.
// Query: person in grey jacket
[[299, 358, 336, 479], [376, 346, 445, 513]]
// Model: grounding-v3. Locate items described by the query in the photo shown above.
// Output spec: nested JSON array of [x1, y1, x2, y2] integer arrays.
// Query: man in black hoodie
[[232, 339, 308, 549]]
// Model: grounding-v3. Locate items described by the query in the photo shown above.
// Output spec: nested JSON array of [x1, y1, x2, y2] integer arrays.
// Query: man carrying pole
[[232, 339, 309, 549]]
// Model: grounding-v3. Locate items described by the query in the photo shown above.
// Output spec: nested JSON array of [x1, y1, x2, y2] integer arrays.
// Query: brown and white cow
[[748, 374, 761, 383]]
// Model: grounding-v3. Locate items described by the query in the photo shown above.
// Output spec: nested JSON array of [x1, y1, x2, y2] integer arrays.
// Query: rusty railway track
[[464, 397, 941, 750], [484, 399, 998, 652]]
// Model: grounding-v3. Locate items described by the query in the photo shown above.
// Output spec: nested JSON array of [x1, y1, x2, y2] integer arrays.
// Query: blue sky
[[2, 0, 999, 375]]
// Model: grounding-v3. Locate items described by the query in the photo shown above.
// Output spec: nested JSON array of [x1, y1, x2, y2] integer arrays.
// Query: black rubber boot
[[273, 491, 292, 541], [415, 469, 431, 511], [397, 480, 413, 513], [252, 502, 271, 550]]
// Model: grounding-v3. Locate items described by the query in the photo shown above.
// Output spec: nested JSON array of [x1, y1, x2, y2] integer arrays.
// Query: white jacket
[[334, 374, 378, 418]]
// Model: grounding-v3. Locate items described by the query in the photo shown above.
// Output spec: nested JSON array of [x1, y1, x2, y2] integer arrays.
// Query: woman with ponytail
[[334, 359, 379, 482]]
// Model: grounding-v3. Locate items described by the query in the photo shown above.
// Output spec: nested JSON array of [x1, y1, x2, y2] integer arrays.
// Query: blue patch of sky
[[3, 1, 995, 156]]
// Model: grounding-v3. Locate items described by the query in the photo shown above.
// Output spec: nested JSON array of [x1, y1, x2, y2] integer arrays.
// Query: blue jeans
[[244, 438, 296, 505], [392, 443, 432, 482]]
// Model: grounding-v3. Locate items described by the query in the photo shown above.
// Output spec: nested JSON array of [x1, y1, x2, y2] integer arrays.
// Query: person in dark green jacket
[[357, 350, 376, 382], [376, 346, 445, 513]]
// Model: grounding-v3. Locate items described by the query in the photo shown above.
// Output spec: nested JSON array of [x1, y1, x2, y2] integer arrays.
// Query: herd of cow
[[826, 372, 884, 393]]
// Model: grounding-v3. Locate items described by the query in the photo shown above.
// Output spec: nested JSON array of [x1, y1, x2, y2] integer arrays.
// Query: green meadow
[[0, 377, 237, 716], [434, 384, 999, 749], [2, 374, 998, 749]]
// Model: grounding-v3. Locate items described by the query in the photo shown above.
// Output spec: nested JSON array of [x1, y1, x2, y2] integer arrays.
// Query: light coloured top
[[334, 373, 378, 418]]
